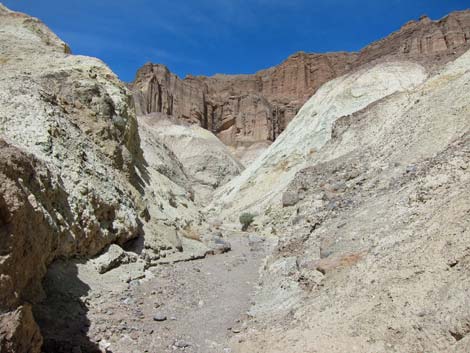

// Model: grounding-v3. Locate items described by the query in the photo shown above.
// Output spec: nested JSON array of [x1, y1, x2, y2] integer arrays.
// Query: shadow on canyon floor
[[33, 259, 102, 353]]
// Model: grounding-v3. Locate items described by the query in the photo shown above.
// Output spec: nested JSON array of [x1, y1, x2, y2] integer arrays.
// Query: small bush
[[239, 212, 255, 231]]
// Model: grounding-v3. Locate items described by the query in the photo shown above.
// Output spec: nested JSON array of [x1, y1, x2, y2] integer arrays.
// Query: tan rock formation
[[228, 47, 470, 353], [138, 114, 243, 203], [0, 4, 204, 351], [0, 305, 42, 353], [0, 4, 148, 350], [0, 140, 67, 311], [131, 10, 470, 149]]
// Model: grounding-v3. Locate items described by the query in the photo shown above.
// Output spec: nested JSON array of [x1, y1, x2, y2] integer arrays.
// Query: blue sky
[[3, 0, 469, 82]]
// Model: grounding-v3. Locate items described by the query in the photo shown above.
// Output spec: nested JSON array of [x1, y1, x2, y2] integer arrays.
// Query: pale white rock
[[138, 114, 243, 203], [212, 62, 427, 219], [234, 50, 470, 353], [0, 4, 142, 257]]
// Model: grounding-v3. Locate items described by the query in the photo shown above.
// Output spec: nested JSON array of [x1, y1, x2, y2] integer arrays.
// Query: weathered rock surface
[[0, 140, 66, 311], [131, 53, 356, 148], [138, 114, 243, 202], [0, 3, 142, 256], [0, 4, 204, 351], [0, 305, 42, 353], [211, 61, 428, 218], [2, 3, 470, 352], [0, 4, 147, 350], [131, 10, 470, 150], [230, 48, 470, 353], [134, 111, 242, 264]]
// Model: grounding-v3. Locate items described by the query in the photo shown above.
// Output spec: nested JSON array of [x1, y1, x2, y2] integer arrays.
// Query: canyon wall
[[211, 61, 428, 218], [0, 5, 236, 351], [231, 47, 470, 353], [0, 4, 143, 349], [131, 10, 470, 148]]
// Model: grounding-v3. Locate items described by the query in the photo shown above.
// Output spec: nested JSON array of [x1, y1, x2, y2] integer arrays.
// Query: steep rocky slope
[[0, 4, 142, 256], [228, 47, 470, 353], [0, 4, 152, 350], [0, 140, 61, 352], [211, 61, 428, 218], [0, 4, 232, 351], [131, 10, 470, 149]]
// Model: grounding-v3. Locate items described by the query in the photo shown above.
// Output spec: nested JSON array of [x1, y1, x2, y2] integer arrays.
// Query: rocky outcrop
[[0, 4, 147, 350], [229, 48, 470, 353], [0, 305, 42, 353], [0, 140, 68, 311], [211, 61, 428, 218], [0, 4, 143, 255], [0, 4, 207, 351], [0, 141, 64, 352], [131, 52, 357, 146], [356, 11, 470, 68], [131, 10, 470, 149]]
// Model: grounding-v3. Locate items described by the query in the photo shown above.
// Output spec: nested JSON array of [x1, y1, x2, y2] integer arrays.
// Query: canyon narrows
[[1, 3, 470, 353]]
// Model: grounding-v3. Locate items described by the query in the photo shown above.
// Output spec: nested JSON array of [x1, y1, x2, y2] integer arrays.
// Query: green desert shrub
[[239, 212, 255, 231]]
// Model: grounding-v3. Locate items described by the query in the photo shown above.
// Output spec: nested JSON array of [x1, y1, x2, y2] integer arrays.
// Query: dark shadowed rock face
[[131, 10, 470, 148], [0, 140, 63, 352]]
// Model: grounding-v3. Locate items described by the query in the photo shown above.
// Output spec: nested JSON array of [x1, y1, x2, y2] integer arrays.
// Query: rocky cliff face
[[131, 52, 357, 147], [356, 11, 470, 68], [0, 140, 63, 352], [131, 10, 470, 149], [0, 4, 147, 350], [211, 61, 428, 218], [0, 4, 229, 351]]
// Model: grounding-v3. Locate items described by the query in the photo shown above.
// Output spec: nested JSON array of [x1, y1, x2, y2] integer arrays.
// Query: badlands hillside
[[0, 3, 469, 353]]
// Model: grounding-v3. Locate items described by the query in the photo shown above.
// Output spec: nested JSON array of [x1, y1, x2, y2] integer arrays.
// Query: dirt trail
[[35, 230, 268, 353], [137, 231, 267, 352]]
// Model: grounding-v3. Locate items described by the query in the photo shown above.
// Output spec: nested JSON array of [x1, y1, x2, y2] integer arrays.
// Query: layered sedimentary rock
[[131, 52, 357, 146], [356, 12, 470, 68], [131, 10, 470, 148]]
